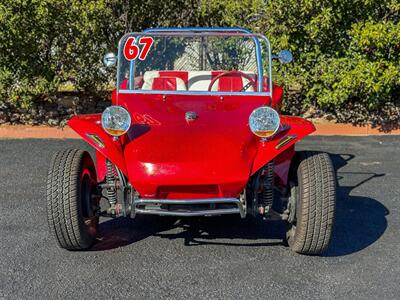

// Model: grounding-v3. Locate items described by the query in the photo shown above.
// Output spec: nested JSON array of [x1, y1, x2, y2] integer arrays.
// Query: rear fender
[[251, 116, 315, 183], [68, 114, 128, 178]]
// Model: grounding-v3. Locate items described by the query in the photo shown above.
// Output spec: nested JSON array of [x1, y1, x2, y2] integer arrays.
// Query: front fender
[[68, 114, 128, 176], [251, 116, 315, 175]]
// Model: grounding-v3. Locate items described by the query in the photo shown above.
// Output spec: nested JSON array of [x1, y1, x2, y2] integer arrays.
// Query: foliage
[[256, 0, 400, 113], [0, 0, 123, 108], [0, 0, 399, 123]]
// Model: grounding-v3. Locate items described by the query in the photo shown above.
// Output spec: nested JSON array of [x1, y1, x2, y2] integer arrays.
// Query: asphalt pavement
[[0, 136, 399, 299]]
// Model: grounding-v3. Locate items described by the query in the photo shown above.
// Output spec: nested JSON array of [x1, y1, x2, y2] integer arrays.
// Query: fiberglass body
[[69, 27, 315, 199]]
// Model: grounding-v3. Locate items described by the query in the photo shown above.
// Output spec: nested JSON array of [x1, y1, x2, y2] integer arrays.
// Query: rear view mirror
[[276, 50, 293, 64], [103, 52, 117, 67]]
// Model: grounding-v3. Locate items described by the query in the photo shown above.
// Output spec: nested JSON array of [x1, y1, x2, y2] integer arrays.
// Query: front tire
[[47, 149, 99, 250], [286, 151, 336, 255]]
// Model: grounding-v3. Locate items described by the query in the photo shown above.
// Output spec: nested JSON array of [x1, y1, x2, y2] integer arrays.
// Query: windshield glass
[[117, 31, 271, 95]]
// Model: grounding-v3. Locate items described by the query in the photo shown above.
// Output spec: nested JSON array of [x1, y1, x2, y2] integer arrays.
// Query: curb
[[0, 124, 399, 139], [0, 125, 79, 139], [311, 123, 400, 136]]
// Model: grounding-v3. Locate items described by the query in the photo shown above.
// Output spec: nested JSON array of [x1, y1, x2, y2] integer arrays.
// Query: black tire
[[286, 151, 336, 255], [47, 149, 99, 250]]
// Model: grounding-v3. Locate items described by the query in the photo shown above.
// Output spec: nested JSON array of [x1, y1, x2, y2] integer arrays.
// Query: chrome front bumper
[[131, 197, 246, 218]]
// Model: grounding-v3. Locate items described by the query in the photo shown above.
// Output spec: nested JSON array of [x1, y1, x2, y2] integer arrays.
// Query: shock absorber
[[106, 160, 118, 215], [258, 161, 274, 215]]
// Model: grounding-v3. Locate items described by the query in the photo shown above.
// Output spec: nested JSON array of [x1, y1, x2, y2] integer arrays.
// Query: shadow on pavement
[[93, 214, 285, 251], [92, 153, 388, 256], [152, 217, 285, 247], [92, 215, 178, 251], [325, 153, 388, 256]]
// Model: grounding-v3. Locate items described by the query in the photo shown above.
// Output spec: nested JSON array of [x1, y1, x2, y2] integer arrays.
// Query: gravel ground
[[0, 136, 399, 299]]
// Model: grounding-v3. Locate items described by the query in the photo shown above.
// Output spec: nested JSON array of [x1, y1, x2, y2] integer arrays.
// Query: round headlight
[[249, 106, 280, 138], [101, 105, 131, 137]]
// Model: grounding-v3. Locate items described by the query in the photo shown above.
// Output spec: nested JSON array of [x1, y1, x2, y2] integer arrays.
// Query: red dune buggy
[[47, 28, 336, 255]]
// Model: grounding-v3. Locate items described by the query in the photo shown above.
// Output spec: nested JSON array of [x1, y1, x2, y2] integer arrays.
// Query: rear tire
[[47, 149, 99, 250], [286, 151, 336, 255]]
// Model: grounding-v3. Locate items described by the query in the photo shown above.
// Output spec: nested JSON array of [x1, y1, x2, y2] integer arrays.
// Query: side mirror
[[274, 49, 293, 64], [103, 52, 117, 67]]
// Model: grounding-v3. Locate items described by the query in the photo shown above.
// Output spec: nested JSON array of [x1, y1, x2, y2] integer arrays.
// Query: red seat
[[217, 76, 245, 92], [158, 71, 188, 84], [152, 77, 179, 90], [210, 71, 255, 92], [142, 71, 188, 90]]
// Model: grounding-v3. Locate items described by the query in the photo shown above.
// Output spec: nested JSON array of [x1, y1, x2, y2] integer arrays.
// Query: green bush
[[0, 0, 399, 123], [0, 0, 123, 108], [256, 0, 400, 115]]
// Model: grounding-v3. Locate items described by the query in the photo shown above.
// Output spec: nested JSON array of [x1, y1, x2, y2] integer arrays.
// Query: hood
[[119, 93, 267, 199]]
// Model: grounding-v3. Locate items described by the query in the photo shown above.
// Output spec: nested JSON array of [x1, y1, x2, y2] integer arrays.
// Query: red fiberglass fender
[[251, 116, 316, 176], [68, 114, 128, 177]]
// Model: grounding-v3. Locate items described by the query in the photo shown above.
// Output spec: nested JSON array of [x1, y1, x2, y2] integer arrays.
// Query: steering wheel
[[207, 71, 257, 92]]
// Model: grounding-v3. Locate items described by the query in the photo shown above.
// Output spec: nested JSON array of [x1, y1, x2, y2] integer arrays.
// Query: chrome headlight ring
[[249, 106, 280, 138], [101, 105, 131, 137]]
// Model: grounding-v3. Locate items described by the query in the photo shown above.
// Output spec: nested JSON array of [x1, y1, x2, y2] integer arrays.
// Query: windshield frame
[[116, 28, 273, 97]]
